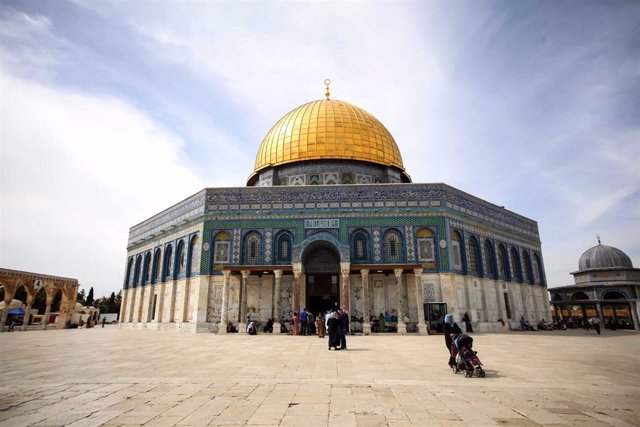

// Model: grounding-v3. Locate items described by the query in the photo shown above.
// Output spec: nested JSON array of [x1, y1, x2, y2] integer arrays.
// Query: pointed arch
[[163, 244, 173, 281], [188, 235, 199, 276], [383, 228, 404, 263], [142, 252, 152, 285], [498, 244, 510, 280], [243, 231, 262, 264], [510, 247, 523, 283], [467, 236, 481, 274], [275, 230, 293, 264], [133, 255, 142, 288], [451, 230, 463, 270], [522, 250, 533, 284], [176, 240, 186, 275], [151, 248, 162, 284], [351, 229, 370, 263], [124, 258, 133, 289], [416, 228, 435, 262], [484, 240, 496, 279]]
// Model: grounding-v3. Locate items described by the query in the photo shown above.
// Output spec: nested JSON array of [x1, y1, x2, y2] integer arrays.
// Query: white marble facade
[[121, 270, 550, 333]]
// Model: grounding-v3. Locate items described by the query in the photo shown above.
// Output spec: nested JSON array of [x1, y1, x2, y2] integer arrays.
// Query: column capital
[[360, 269, 369, 279], [293, 270, 301, 279], [274, 269, 283, 279], [241, 270, 251, 279], [341, 269, 350, 280], [223, 270, 232, 280], [413, 268, 423, 278], [394, 268, 403, 278]]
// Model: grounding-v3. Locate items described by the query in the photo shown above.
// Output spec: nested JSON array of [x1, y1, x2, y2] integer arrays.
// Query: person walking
[[292, 312, 299, 335], [463, 311, 473, 333], [300, 308, 309, 335], [101, 317, 106, 328], [317, 312, 325, 338], [443, 314, 462, 368], [590, 316, 601, 335], [327, 311, 340, 350], [338, 309, 349, 350]]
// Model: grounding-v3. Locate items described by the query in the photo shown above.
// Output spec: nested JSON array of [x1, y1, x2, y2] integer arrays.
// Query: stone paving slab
[[0, 327, 639, 426]]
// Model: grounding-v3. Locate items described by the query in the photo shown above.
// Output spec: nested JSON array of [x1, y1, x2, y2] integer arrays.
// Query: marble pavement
[[0, 328, 638, 426]]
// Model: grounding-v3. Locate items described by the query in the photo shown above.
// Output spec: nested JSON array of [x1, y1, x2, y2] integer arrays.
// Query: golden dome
[[250, 99, 405, 181]]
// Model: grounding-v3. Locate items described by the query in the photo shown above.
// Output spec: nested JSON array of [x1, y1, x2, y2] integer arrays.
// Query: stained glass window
[[384, 230, 402, 262]]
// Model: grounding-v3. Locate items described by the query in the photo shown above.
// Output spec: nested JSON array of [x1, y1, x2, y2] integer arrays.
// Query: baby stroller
[[452, 334, 485, 378]]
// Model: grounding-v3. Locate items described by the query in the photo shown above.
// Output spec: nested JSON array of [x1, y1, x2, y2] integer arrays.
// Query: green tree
[[77, 289, 86, 305], [86, 287, 94, 305]]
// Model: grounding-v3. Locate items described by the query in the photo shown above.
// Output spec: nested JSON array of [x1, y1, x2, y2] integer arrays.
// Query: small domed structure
[[549, 238, 639, 331], [578, 243, 633, 271]]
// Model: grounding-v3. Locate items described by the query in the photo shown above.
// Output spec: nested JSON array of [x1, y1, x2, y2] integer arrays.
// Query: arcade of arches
[[0, 268, 79, 332]]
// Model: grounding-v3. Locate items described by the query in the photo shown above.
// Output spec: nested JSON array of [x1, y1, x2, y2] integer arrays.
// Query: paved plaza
[[0, 328, 638, 427]]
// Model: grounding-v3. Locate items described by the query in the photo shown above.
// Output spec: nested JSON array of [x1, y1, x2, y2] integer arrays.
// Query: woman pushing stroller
[[443, 314, 462, 368]]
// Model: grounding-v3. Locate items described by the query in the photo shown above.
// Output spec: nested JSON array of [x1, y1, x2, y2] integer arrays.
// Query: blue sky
[[1, 0, 638, 298]]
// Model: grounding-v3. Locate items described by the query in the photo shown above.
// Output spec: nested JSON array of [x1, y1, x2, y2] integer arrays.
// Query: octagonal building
[[119, 88, 551, 334]]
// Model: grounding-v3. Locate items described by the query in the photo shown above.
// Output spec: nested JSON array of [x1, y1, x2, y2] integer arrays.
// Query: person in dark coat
[[338, 309, 349, 350], [443, 314, 462, 368], [327, 311, 340, 350], [463, 311, 473, 333]]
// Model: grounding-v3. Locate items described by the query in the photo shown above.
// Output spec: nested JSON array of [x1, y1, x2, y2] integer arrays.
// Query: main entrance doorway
[[306, 274, 339, 315], [303, 244, 340, 315]]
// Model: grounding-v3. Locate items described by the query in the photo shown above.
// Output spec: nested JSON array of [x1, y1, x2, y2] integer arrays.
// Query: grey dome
[[578, 244, 633, 270]]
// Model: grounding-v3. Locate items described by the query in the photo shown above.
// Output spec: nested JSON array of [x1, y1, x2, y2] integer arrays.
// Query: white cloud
[[0, 70, 205, 297]]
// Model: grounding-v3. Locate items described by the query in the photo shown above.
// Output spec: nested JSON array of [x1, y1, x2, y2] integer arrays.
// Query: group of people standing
[[325, 309, 349, 350], [289, 308, 349, 350]]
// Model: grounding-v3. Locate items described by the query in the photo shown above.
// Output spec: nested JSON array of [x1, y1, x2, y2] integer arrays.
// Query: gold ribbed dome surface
[[253, 99, 405, 175]]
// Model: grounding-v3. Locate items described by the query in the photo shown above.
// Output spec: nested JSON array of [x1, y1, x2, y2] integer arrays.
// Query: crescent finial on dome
[[324, 78, 331, 100]]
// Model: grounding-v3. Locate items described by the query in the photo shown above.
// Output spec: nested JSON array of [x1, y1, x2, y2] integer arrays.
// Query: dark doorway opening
[[303, 242, 340, 316], [307, 274, 339, 315]]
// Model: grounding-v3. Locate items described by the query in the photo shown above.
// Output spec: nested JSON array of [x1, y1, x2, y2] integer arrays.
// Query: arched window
[[571, 292, 590, 301], [523, 251, 533, 283], [384, 229, 403, 263], [468, 238, 479, 273], [510, 248, 522, 282], [213, 232, 230, 264], [451, 231, 463, 270], [133, 255, 142, 288], [603, 290, 627, 300], [188, 235, 199, 275], [275, 231, 293, 263], [176, 240, 186, 275], [498, 244, 509, 279], [533, 254, 543, 284], [152, 249, 161, 284], [416, 228, 435, 262], [243, 231, 261, 264], [163, 244, 173, 280], [124, 258, 133, 289], [351, 230, 369, 262], [484, 241, 495, 277], [142, 252, 151, 285]]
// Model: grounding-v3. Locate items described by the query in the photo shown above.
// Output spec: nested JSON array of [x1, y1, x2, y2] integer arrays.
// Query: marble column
[[21, 296, 34, 332], [395, 268, 407, 334], [218, 270, 231, 334], [182, 278, 190, 323], [293, 270, 301, 315], [42, 301, 52, 330], [273, 269, 283, 334], [1, 278, 16, 332], [361, 269, 371, 335], [239, 270, 250, 334], [340, 268, 350, 312], [414, 269, 428, 335]]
